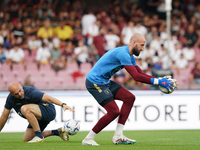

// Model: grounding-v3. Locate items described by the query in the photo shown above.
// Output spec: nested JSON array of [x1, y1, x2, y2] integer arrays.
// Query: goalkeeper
[[82, 33, 177, 146], [0, 82, 74, 143]]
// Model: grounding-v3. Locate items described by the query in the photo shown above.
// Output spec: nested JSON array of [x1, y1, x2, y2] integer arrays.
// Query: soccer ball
[[159, 79, 177, 94], [63, 119, 80, 135]]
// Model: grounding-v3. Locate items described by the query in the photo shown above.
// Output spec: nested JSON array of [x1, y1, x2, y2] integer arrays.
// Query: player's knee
[[127, 94, 135, 105], [21, 105, 31, 115], [110, 107, 120, 118], [23, 138, 28, 142]]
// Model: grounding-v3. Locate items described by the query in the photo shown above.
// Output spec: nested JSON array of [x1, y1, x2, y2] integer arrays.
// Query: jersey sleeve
[[4, 95, 14, 110], [30, 89, 44, 103], [116, 50, 133, 66]]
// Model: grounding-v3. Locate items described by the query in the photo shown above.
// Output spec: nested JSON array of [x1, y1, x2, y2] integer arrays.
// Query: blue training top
[[5, 86, 53, 118], [87, 46, 137, 84]]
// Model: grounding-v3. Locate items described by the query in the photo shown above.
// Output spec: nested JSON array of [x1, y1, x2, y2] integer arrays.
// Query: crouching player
[[0, 82, 74, 143]]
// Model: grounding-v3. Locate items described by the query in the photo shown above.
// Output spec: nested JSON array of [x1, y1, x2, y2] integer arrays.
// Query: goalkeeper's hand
[[171, 79, 178, 89], [158, 78, 174, 92], [151, 77, 174, 92]]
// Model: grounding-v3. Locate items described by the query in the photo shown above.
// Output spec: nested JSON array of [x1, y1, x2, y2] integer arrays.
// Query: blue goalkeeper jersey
[[86, 46, 137, 84]]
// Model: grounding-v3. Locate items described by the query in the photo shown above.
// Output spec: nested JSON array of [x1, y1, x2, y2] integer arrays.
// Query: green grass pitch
[[0, 130, 200, 150]]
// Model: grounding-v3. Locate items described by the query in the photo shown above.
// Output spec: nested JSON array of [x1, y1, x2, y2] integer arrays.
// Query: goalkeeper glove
[[151, 77, 174, 92]]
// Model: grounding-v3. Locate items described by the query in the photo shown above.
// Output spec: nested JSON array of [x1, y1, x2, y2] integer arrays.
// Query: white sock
[[114, 123, 124, 135], [85, 130, 97, 139]]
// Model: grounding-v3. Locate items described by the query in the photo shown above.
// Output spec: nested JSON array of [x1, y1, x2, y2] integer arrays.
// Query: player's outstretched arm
[[42, 94, 75, 112], [135, 65, 156, 78], [124, 65, 174, 91], [0, 108, 10, 132]]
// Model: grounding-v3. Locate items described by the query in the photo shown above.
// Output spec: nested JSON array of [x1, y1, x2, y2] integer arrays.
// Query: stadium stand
[[0, 0, 200, 90]]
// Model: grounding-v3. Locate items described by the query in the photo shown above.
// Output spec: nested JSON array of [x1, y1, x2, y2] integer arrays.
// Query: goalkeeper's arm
[[124, 65, 173, 90]]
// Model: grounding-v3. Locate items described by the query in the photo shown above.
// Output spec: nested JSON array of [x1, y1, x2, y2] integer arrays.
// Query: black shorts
[[27, 102, 56, 132], [86, 79, 122, 106]]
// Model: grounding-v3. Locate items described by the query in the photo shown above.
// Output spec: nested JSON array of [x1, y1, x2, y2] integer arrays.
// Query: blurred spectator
[[23, 75, 34, 87], [87, 19, 101, 46], [156, 0, 166, 20], [151, 14, 165, 29], [140, 44, 155, 61], [55, 20, 74, 41], [190, 62, 200, 84], [161, 55, 172, 70], [121, 20, 135, 45], [194, 5, 200, 27], [159, 44, 167, 58], [37, 20, 53, 39], [74, 39, 93, 70], [50, 45, 64, 72], [27, 34, 42, 55], [92, 27, 107, 61], [6, 0, 22, 21], [57, 11, 67, 22], [160, 43, 172, 70], [0, 23, 11, 45], [163, 33, 179, 55], [152, 51, 162, 69], [182, 46, 195, 61], [146, 26, 158, 45], [11, 21, 25, 45], [180, 14, 188, 31], [104, 29, 120, 51], [0, 45, 7, 63], [24, 18, 40, 36], [183, 24, 199, 47], [172, 0, 184, 17], [61, 41, 75, 66], [143, 15, 155, 31], [171, 43, 182, 61], [134, 21, 148, 37], [171, 16, 181, 36], [2, 12, 12, 23], [73, 19, 83, 40], [184, 0, 196, 19], [36, 43, 50, 70], [175, 53, 188, 70], [37, 0, 52, 20], [150, 33, 162, 52], [39, 10, 51, 22], [67, 11, 76, 27], [7, 44, 26, 70], [136, 58, 148, 71], [81, 9, 96, 38], [146, 0, 161, 14], [22, 0, 36, 18], [189, 16, 199, 30]]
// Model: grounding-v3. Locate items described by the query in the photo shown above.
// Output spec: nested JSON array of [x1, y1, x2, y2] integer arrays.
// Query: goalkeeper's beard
[[132, 45, 140, 56]]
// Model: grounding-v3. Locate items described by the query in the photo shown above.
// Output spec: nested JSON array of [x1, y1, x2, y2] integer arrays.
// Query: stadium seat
[[26, 63, 38, 71], [12, 64, 25, 71], [31, 76, 49, 90], [2, 74, 17, 85], [76, 76, 86, 90], [67, 63, 79, 73], [62, 75, 75, 89], [80, 63, 92, 73], [0, 63, 10, 72]]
